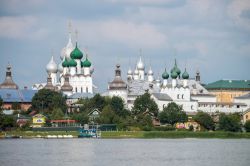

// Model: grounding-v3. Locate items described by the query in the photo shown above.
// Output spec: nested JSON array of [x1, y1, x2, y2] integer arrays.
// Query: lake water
[[0, 139, 249, 166]]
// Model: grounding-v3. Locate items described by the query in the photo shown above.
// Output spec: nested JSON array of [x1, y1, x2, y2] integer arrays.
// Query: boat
[[78, 128, 101, 138]]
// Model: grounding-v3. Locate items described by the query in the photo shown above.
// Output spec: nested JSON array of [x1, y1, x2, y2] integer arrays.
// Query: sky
[[0, 0, 250, 93]]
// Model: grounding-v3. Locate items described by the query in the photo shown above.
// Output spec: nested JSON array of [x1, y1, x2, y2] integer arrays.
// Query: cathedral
[[32, 25, 96, 97], [103, 56, 249, 114]]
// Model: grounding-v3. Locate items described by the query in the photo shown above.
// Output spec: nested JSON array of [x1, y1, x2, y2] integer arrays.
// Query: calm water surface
[[0, 139, 249, 166]]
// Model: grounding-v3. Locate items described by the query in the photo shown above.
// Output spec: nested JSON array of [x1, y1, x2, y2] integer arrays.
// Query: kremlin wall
[[0, 25, 250, 117]]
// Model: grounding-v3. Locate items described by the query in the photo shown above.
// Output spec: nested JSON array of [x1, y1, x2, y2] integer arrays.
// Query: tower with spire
[[39, 23, 95, 95], [0, 64, 18, 89]]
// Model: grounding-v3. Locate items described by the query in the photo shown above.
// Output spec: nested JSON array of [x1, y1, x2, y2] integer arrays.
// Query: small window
[[75, 87, 77, 92], [177, 94, 180, 99], [182, 94, 184, 99], [237, 105, 240, 108], [86, 87, 88, 93], [246, 115, 248, 120], [191, 105, 193, 110], [81, 87, 83, 93]]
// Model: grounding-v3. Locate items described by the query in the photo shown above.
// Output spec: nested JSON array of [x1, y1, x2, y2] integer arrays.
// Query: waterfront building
[[103, 57, 249, 114], [205, 80, 250, 103], [0, 64, 37, 111], [32, 24, 96, 97], [31, 114, 46, 128]]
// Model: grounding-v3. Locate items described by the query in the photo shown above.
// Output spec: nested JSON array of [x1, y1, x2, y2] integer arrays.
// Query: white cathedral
[[32, 26, 95, 97], [103, 56, 248, 114]]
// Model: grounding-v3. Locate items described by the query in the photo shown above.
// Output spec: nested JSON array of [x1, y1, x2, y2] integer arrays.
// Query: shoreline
[[1, 131, 250, 139]]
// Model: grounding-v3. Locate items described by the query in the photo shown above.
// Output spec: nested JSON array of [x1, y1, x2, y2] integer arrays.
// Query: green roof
[[205, 80, 250, 90], [70, 43, 83, 59]]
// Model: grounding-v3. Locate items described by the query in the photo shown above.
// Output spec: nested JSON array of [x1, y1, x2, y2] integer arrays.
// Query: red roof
[[50, 120, 77, 123]]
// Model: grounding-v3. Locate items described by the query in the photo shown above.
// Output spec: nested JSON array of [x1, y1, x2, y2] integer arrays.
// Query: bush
[[154, 126, 175, 131], [194, 111, 215, 130], [244, 120, 250, 132], [219, 113, 241, 132]]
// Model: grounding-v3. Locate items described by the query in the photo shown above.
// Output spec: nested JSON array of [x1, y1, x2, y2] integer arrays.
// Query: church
[[32, 24, 96, 97], [103, 56, 249, 114]]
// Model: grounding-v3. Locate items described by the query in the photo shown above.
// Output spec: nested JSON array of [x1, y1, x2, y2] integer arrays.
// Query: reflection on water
[[0, 139, 250, 166]]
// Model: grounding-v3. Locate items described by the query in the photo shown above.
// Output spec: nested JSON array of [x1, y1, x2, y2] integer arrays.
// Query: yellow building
[[32, 114, 46, 128], [205, 80, 250, 103], [243, 108, 250, 124]]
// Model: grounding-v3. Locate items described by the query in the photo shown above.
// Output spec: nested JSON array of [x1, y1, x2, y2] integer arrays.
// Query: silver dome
[[137, 56, 144, 70], [46, 56, 58, 73]]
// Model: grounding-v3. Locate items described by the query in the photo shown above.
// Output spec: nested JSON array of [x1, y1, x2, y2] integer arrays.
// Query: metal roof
[[68, 92, 94, 99], [0, 89, 37, 103], [205, 80, 250, 90], [152, 93, 173, 101], [235, 93, 250, 99]]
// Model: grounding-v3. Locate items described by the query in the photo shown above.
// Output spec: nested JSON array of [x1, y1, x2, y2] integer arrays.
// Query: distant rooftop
[[205, 80, 250, 90]]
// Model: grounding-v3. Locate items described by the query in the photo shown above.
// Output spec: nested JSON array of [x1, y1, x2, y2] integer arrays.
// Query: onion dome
[[46, 56, 58, 73], [62, 58, 70, 67], [58, 62, 63, 73], [127, 67, 133, 75], [171, 70, 178, 79], [134, 67, 139, 75], [137, 56, 145, 70], [68, 58, 77, 67], [61, 33, 74, 60], [70, 43, 83, 59], [182, 68, 189, 79], [82, 57, 91, 67], [171, 59, 181, 75], [162, 68, 169, 79], [148, 66, 153, 75]]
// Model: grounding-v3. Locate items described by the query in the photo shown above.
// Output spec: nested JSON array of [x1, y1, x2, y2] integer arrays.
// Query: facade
[[205, 80, 250, 103], [32, 114, 46, 128], [103, 57, 250, 114], [243, 108, 250, 124], [0, 64, 37, 111], [32, 24, 96, 97]]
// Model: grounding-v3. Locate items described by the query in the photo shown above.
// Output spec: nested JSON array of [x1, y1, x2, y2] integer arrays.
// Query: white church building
[[32, 24, 96, 97]]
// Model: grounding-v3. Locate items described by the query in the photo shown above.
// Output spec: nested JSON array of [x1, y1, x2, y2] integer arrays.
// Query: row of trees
[[1, 90, 250, 132]]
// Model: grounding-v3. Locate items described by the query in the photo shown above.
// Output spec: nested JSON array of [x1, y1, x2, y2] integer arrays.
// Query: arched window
[[182, 94, 184, 99], [191, 105, 193, 110], [81, 87, 83, 93], [163, 104, 165, 109], [86, 87, 88, 93], [75, 87, 77, 92], [177, 94, 180, 99]]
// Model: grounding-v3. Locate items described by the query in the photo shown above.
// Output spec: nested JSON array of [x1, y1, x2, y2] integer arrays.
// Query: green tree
[[132, 92, 159, 116], [71, 112, 89, 125], [219, 113, 241, 132], [31, 89, 67, 113], [194, 111, 215, 130], [159, 102, 187, 126], [50, 108, 64, 120], [11, 102, 21, 110], [99, 105, 116, 124], [91, 94, 106, 111], [0, 115, 16, 130], [244, 120, 250, 132], [110, 96, 127, 117]]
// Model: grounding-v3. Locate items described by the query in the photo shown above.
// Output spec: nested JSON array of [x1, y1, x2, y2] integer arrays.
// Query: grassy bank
[[1, 130, 250, 139]]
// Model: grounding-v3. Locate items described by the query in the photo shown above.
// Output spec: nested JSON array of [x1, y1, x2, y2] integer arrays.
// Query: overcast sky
[[0, 0, 249, 92]]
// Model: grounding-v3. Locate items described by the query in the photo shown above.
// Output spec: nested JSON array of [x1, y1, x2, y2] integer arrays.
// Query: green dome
[[182, 68, 189, 79], [68, 58, 77, 67], [70, 43, 83, 59], [82, 57, 91, 67], [171, 70, 178, 79], [162, 68, 169, 79], [171, 59, 181, 75], [62, 58, 69, 67]]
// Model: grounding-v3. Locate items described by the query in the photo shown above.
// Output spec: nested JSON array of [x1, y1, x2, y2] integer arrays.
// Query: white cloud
[[74, 20, 167, 49], [0, 16, 48, 39], [227, 0, 250, 30]]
